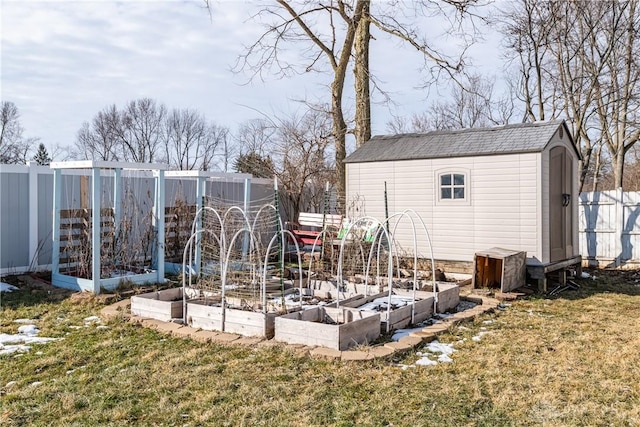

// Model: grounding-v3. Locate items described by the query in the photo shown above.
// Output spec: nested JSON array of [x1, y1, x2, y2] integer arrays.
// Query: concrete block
[[384, 341, 414, 352], [423, 323, 450, 334], [409, 331, 436, 341], [310, 347, 342, 360], [172, 326, 199, 338], [368, 346, 395, 358], [398, 335, 423, 347], [482, 297, 501, 307], [495, 292, 521, 301], [155, 321, 185, 334], [256, 340, 285, 349], [191, 330, 220, 343], [209, 333, 240, 344], [461, 295, 484, 305], [451, 311, 474, 321], [234, 336, 265, 347], [341, 350, 374, 361], [128, 315, 145, 324], [140, 318, 164, 330], [289, 345, 314, 357]]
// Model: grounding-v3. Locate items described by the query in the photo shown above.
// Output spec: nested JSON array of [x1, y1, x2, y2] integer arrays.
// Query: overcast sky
[[1, 0, 505, 161]]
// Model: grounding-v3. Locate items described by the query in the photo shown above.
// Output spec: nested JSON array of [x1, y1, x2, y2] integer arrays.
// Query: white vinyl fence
[[579, 190, 640, 268], [0, 163, 274, 275], [2, 163, 639, 275]]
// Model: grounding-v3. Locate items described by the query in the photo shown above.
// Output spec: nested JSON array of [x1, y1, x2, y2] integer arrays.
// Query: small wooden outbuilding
[[344, 120, 582, 286]]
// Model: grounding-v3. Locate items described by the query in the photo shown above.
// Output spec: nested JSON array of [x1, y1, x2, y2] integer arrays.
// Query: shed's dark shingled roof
[[344, 120, 576, 163]]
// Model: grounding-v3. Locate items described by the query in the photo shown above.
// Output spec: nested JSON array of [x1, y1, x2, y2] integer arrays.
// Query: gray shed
[[344, 120, 582, 283]]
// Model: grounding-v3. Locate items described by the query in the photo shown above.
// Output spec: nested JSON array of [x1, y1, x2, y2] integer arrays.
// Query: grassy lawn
[[1, 270, 640, 426]]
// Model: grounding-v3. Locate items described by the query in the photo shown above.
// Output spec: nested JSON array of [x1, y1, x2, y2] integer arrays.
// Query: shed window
[[439, 173, 466, 200]]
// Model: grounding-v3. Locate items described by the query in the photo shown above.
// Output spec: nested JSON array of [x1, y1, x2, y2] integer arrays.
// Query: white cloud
[[1, 0, 505, 156]]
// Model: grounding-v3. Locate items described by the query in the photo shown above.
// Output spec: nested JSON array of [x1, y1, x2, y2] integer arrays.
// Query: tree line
[[3, 0, 640, 202]]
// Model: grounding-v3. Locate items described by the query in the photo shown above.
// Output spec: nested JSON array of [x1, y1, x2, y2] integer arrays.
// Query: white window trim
[[435, 169, 471, 205]]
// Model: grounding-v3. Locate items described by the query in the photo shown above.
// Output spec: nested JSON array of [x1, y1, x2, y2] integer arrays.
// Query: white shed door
[[549, 146, 573, 262]]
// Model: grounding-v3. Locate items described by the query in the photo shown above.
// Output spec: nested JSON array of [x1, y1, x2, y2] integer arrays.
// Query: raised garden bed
[[130, 287, 184, 322], [340, 282, 460, 331], [274, 306, 380, 350], [186, 300, 277, 338]]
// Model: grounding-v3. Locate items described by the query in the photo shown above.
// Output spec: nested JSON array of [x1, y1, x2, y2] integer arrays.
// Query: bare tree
[[0, 101, 37, 164], [386, 74, 513, 133], [500, 0, 640, 190], [234, 109, 334, 220], [163, 108, 226, 170], [116, 98, 167, 163], [74, 104, 121, 161], [75, 99, 230, 170], [234, 118, 277, 178], [353, 1, 371, 149], [227, 0, 481, 210], [588, 0, 640, 189]]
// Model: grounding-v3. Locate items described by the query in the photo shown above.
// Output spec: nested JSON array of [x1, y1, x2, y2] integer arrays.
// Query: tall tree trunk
[[333, 75, 348, 213], [354, 0, 371, 148], [615, 144, 625, 189], [591, 145, 601, 192]]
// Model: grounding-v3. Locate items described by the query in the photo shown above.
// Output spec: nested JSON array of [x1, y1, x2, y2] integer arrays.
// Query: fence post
[[194, 175, 205, 274], [156, 169, 165, 282], [91, 167, 101, 293], [615, 187, 624, 267], [52, 168, 61, 278], [27, 162, 39, 269]]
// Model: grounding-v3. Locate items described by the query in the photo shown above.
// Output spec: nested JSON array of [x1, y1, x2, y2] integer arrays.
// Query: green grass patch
[[1, 270, 640, 426]]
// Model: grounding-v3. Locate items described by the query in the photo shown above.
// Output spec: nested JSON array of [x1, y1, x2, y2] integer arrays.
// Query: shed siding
[[346, 153, 540, 262]]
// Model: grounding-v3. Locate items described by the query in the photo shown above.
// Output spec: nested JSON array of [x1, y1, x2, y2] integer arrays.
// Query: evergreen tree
[[233, 152, 274, 178], [32, 143, 51, 165]]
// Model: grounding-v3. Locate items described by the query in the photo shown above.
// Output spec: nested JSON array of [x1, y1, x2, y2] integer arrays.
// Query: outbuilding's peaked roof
[[344, 120, 577, 163]]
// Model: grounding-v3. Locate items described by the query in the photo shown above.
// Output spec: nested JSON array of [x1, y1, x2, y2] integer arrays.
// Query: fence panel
[[580, 190, 640, 267], [0, 164, 275, 275]]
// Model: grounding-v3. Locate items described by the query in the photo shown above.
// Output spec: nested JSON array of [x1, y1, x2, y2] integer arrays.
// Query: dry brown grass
[[1, 270, 640, 426]]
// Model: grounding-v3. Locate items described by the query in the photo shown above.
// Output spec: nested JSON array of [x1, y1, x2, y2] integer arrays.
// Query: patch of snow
[[392, 326, 424, 341], [415, 357, 438, 366], [5, 381, 17, 389], [0, 324, 59, 356], [438, 353, 454, 363], [29, 381, 42, 387], [357, 295, 416, 312], [83, 316, 101, 324], [18, 325, 40, 336], [96, 325, 109, 330], [398, 340, 458, 369], [425, 340, 456, 356], [397, 364, 416, 370], [0, 282, 19, 293], [0, 344, 31, 356], [14, 319, 35, 324], [472, 331, 491, 342], [482, 320, 495, 325]]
